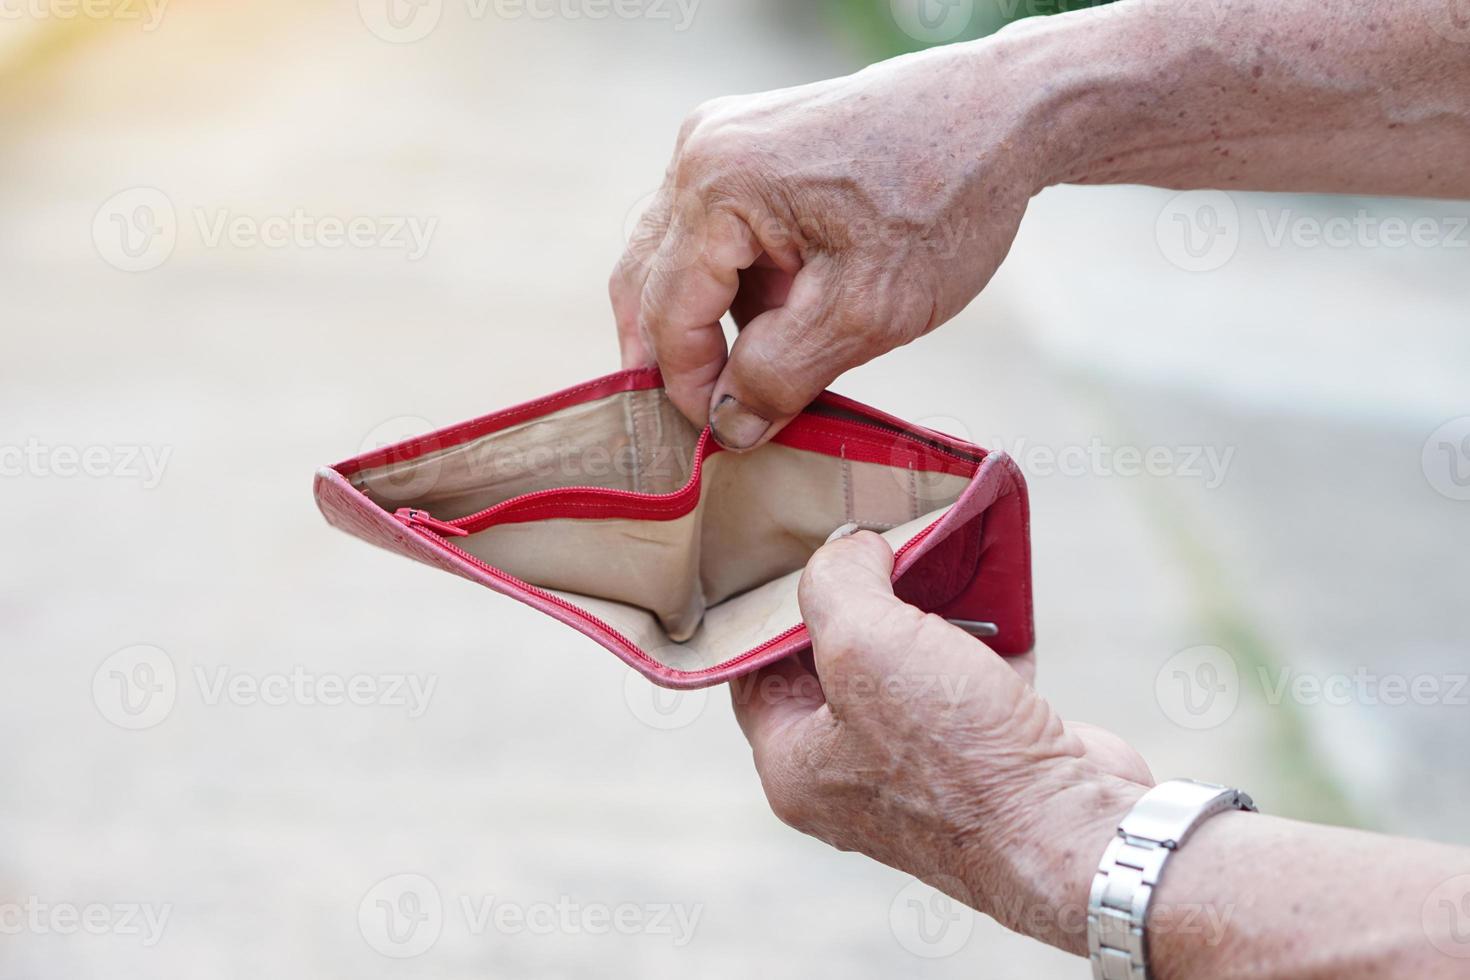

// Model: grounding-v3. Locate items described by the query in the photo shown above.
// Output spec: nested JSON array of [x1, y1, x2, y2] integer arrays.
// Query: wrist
[[982, 1, 1273, 192], [860, 13, 1176, 205], [955, 765, 1148, 954], [983, 4, 1188, 190]]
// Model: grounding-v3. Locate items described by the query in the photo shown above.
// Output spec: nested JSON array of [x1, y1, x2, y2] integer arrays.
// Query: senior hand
[[731, 530, 1151, 953], [611, 0, 1470, 454], [627, 0, 1470, 970], [609, 41, 1040, 450]]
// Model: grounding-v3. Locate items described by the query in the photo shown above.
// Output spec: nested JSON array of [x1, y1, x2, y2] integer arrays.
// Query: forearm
[[990, 776, 1470, 977], [1148, 808, 1470, 978], [987, 0, 1470, 198]]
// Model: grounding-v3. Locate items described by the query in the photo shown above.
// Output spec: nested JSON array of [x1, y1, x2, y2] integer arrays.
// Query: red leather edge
[[455, 414, 978, 531], [334, 366, 981, 477], [338, 368, 667, 477], [317, 367, 1035, 689], [898, 451, 1034, 656]]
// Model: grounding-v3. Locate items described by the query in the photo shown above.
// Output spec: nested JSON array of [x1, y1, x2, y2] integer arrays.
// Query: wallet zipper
[[808, 412, 981, 466], [394, 508, 947, 679], [395, 508, 469, 537], [437, 420, 976, 536], [439, 429, 717, 535]]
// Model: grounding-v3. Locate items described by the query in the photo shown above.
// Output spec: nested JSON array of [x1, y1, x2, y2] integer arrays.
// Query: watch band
[[1087, 779, 1257, 980]]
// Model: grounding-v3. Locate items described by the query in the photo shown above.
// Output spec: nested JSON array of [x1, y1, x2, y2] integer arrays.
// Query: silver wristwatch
[[1087, 779, 1257, 980]]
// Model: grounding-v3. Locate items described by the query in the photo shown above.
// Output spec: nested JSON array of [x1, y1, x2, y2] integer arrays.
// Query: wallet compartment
[[349, 387, 977, 646], [321, 367, 1033, 687]]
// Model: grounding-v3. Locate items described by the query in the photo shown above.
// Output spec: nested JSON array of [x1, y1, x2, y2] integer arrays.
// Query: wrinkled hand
[[610, 40, 1042, 450], [731, 531, 1153, 952]]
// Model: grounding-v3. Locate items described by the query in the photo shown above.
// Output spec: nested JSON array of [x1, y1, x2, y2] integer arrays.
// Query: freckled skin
[[729, 533, 1152, 952], [611, 43, 1039, 437], [612, 1, 1468, 442], [613, 3, 1470, 976]]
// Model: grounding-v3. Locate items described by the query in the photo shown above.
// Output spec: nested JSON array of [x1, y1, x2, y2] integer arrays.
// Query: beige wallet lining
[[352, 389, 970, 671]]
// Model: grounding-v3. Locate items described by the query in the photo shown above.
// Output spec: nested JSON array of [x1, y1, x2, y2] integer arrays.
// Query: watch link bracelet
[[1087, 779, 1257, 980]]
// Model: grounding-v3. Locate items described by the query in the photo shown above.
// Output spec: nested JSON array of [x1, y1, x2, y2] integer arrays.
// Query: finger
[[706, 257, 872, 452], [797, 531, 915, 690], [639, 204, 761, 428], [612, 190, 677, 368], [613, 279, 653, 367], [798, 531, 1020, 704], [613, 270, 654, 368], [730, 654, 825, 761], [729, 256, 794, 330], [796, 531, 900, 649]]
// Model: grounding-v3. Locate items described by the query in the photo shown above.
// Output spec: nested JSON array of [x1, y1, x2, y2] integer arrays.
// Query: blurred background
[[3, 0, 1468, 976]]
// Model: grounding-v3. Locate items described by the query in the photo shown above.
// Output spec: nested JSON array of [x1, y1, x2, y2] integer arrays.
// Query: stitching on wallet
[[650, 392, 677, 493], [842, 444, 904, 532], [642, 391, 657, 493], [840, 448, 854, 525], [785, 419, 974, 477], [641, 390, 664, 491], [624, 391, 644, 494], [378, 373, 655, 464], [908, 465, 920, 522]]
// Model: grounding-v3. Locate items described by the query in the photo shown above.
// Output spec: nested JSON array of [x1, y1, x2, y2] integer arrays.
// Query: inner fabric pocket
[[353, 388, 701, 518], [351, 388, 979, 650]]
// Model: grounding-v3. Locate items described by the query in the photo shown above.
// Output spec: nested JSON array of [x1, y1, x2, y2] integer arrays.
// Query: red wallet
[[315, 368, 1034, 688]]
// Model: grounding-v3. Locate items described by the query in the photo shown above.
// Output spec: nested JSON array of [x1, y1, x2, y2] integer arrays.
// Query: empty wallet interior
[[349, 388, 978, 673]]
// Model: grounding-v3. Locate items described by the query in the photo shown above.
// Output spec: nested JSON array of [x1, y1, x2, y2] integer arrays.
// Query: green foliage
[[825, 0, 1119, 58]]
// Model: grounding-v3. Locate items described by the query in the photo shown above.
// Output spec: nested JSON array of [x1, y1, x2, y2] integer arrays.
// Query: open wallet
[[314, 367, 1034, 689]]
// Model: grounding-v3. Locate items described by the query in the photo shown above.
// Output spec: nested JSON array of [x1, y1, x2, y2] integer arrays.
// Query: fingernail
[[709, 396, 770, 451], [824, 522, 860, 545]]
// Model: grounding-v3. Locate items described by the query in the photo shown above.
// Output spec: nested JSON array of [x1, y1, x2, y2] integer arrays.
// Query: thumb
[[708, 258, 871, 452], [799, 530, 1021, 706], [797, 531, 903, 675]]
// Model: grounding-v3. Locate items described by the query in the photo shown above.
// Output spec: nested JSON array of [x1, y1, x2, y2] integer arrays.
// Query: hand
[[610, 39, 1045, 450], [611, 0, 1470, 452], [731, 531, 1153, 952]]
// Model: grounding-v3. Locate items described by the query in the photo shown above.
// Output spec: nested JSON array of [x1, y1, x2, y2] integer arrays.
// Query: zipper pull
[[393, 508, 469, 537]]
